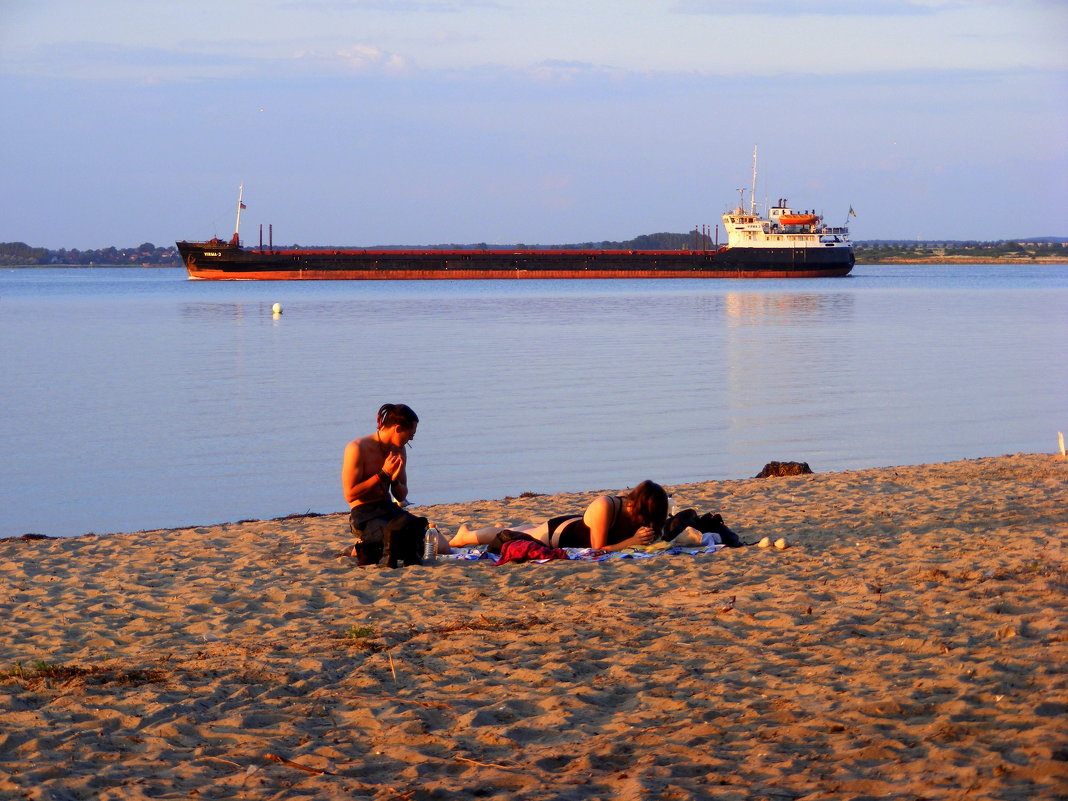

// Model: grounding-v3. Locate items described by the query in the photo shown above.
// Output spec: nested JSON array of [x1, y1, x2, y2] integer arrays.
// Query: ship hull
[[177, 242, 855, 280]]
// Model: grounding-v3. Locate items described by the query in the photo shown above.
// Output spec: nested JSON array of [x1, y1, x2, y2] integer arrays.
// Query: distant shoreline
[[865, 255, 1068, 264]]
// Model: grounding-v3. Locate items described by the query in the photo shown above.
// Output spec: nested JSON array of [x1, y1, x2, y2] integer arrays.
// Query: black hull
[[176, 241, 855, 280]]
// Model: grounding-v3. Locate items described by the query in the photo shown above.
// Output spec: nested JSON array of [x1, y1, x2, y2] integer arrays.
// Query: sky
[[1, 0, 1065, 248]]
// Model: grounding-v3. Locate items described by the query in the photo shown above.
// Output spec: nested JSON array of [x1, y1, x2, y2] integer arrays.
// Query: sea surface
[[2, 264, 1066, 538]]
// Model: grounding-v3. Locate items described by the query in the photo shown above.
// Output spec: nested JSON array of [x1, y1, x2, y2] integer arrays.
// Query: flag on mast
[[849, 205, 856, 217]]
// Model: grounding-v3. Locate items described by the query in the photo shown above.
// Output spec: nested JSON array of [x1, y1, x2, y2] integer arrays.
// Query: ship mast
[[232, 184, 244, 245], [750, 146, 758, 215]]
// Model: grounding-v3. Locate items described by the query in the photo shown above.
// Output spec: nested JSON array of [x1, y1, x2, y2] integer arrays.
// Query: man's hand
[[383, 450, 405, 480]]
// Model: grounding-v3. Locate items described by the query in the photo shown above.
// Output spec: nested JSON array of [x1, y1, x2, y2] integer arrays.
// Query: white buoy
[[272, 302, 282, 315]]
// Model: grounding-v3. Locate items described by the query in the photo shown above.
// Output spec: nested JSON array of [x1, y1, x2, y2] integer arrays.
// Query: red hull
[[177, 239, 855, 279], [186, 266, 853, 280]]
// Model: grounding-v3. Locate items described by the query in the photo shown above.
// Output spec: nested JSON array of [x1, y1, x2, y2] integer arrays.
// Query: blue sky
[[1, 0, 1065, 247]]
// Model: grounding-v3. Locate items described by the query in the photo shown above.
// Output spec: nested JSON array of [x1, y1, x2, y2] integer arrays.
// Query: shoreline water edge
[[1, 453, 1065, 799]]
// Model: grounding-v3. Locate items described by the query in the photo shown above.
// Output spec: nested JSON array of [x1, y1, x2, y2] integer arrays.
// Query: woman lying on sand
[[450, 480, 669, 553]]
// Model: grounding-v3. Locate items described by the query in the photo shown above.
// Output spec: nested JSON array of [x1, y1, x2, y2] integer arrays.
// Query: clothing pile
[[494, 538, 570, 565], [662, 510, 745, 548]]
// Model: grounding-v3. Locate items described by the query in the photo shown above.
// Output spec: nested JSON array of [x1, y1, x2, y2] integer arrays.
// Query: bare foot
[[451, 522, 501, 548], [449, 522, 470, 548]]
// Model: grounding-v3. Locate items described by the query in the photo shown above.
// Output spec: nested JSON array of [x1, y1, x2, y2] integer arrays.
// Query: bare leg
[[450, 524, 507, 548], [434, 529, 453, 555], [450, 521, 545, 548]]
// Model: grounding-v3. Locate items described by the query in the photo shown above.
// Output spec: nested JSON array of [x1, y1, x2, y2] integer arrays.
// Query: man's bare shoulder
[[345, 435, 376, 456]]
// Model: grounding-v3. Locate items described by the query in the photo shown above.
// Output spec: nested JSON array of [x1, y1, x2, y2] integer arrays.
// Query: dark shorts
[[349, 500, 427, 567]]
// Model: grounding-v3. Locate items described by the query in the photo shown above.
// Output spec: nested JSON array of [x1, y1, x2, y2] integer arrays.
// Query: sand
[[1, 453, 1065, 800]]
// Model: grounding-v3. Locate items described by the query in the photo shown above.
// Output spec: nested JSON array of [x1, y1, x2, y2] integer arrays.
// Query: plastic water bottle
[[423, 523, 439, 564], [667, 495, 678, 520]]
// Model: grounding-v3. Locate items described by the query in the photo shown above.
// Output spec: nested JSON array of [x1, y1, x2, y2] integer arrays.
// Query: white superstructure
[[722, 196, 851, 252], [721, 147, 853, 255]]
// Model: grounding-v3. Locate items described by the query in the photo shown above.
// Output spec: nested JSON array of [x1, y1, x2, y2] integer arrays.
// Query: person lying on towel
[[450, 480, 668, 553]]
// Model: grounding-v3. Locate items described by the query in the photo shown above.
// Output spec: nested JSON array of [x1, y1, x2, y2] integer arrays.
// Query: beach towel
[[563, 543, 724, 561], [441, 542, 725, 563]]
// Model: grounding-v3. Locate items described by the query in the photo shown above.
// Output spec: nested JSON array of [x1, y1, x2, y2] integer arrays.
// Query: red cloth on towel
[[494, 539, 569, 565]]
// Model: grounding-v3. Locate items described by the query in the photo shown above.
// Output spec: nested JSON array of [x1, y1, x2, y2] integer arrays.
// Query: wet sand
[[1, 453, 1065, 800]]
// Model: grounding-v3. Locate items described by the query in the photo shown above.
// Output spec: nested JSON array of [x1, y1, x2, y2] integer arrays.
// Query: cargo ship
[[177, 159, 854, 280]]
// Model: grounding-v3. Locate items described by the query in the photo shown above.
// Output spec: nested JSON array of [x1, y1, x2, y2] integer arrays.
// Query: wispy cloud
[[674, 0, 1058, 15], [292, 44, 408, 72], [525, 60, 627, 84], [3, 38, 414, 82], [282, 0, 506, 12], [673, 0, 938, 16], [4, 41, 253, 82]]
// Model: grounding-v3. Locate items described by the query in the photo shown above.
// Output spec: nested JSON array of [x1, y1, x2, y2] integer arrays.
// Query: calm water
[[2, 264, 1066, 538]]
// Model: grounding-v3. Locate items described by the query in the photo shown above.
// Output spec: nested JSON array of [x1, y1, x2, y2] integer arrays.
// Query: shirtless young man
[[342, 403, 417, 511], [342, 403, 450, 565]]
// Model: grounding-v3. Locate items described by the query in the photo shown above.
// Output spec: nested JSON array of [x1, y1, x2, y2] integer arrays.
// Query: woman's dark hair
[[377, 403, 419, 431], [626, 480, 669, 533]]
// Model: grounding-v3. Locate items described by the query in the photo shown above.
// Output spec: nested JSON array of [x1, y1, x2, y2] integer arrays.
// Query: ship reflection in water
[[723, 291, 856, 324], [719, 291, 858, 477]]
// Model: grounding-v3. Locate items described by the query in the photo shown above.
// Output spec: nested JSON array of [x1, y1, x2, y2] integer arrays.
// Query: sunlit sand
[[1, 453, 1064, 799]]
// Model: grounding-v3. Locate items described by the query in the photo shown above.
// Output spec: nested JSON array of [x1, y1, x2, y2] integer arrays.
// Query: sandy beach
[[1, 453, 1065, 800]]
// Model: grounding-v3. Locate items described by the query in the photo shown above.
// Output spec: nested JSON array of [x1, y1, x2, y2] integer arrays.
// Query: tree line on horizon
[[855, 239, 1068, 262], [1, 235, 1065, 267], [0, 242, 179, 267]]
